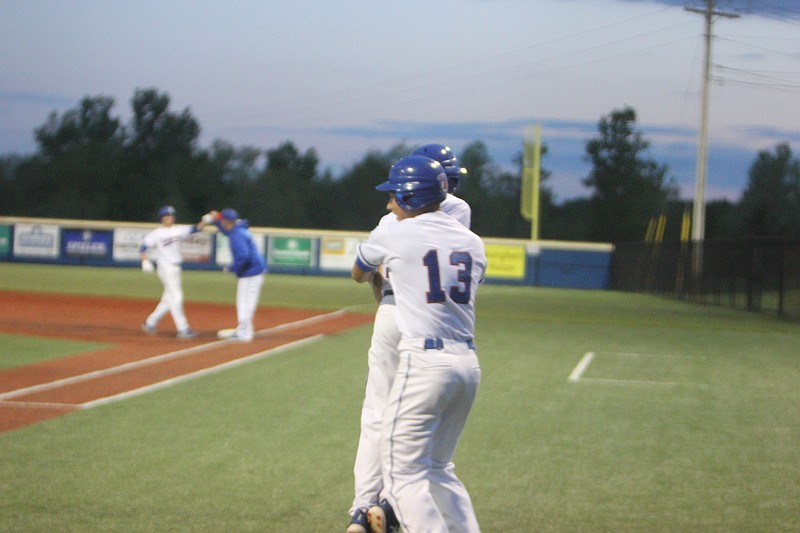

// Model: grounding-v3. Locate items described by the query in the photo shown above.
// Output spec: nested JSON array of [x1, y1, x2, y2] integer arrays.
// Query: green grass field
[[1, 263, 799, 532]]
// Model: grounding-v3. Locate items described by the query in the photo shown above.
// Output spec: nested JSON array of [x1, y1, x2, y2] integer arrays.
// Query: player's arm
[[227, 233, 247, 275], [368, 269, 384, 302], [351, 260, 373, 283], [197, 210, 216, 231], [139, 241, 155, 273], [352, 238, 384, 284], [352, 243, 379, 283]]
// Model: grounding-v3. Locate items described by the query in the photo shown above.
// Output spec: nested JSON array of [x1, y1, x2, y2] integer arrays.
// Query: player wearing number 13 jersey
[[353, 155, 486, 533], [346, 146, 473, 533]]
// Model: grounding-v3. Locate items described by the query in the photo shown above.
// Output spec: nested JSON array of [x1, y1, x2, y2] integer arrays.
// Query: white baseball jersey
[[357, 211, 486, 341], [348, 195, 475, 518], [140, 224, 198, 335], [377, 193, 471, 298], [355, 210, 486, 532], [140, 224, 197, 264], [440, 193, 471, 229]]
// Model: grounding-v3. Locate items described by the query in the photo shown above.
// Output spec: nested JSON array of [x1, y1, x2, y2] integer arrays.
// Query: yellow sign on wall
[[485, 244, 526, 279]]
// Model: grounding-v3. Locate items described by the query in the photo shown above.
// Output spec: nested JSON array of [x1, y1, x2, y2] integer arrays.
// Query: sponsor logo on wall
[[13, 224, 60, 258]]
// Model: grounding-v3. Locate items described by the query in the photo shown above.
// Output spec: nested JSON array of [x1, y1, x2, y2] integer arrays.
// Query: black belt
[[424, 338, 475, 350], [382, 290, 394, 297]]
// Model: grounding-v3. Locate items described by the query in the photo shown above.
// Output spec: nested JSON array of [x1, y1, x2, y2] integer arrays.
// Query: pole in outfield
[[521, 124, 542, 241], [685, 0, 739, 279]]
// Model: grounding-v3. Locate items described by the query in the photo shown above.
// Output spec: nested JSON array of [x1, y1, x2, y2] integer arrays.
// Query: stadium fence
[[611, 237, 800, 320]]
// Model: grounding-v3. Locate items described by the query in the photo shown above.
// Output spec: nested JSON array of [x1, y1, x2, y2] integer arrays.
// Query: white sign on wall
[[14, 224, 59, 258]]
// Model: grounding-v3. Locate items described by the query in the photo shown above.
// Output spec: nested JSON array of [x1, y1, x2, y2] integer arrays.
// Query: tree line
[[1, 88, 798, 243]]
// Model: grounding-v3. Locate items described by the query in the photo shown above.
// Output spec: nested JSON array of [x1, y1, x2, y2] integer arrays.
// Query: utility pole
[[685, 0, 738, 280]]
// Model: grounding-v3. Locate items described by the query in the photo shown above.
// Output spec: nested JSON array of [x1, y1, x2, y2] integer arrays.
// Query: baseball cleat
[[346, 507, 369, 533], [367, 499, 399, 533], [217, 329, 252, 342], [141, 323, 156, 335], [216, 328, 236, 339], [176, 328, 198, 339]]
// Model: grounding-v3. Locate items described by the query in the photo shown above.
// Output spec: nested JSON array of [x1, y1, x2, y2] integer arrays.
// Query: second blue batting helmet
[[410, 143, 467, 193], [376, 155, 448, 211]]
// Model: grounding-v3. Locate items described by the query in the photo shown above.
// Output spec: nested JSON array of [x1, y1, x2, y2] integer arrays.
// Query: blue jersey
[[216, 219, 266, 278]]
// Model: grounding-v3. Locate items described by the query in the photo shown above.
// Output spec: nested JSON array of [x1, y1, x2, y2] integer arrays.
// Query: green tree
[[737, 142, 800, 237], [35, 95, 120, 159], [328, 143, 410, 231], [30, 95, 122, 219], [202, 140, 262, 214], [583, 106, 677, 243], [117, 88, 202, 220], [458, 140, 552, 238], [250, 142, 320, 228]]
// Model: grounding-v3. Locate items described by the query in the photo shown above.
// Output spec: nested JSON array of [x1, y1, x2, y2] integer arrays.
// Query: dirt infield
[[0, 291, 373, 433]]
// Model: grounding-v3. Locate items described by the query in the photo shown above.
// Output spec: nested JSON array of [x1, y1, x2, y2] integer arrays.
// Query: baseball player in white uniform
[[352, 155, 486, 533], [140, 205, 208, 339], [347, 145, 472, 533]]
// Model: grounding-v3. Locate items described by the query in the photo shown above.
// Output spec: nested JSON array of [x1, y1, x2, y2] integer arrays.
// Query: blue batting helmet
[[158, 205, 176, 219], [410, 143, 467, 193], [376, 155, 448, 211]]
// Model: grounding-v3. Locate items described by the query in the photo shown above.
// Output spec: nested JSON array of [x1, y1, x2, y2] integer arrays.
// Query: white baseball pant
[[146, 262, 190, 332], [382, 338, 482, 533], [350, 300, 401, 514], [235, 274, 264, 341]]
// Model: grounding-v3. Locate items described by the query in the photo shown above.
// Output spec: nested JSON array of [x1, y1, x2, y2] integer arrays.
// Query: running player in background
[[207, 208, 266, 342], [352, 155, 486, 533], [140, 205, 209, 339], [346, 145, 472, 533]]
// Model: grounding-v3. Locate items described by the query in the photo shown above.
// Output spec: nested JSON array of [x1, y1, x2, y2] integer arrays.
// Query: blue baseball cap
[[220, 208, 239, 221]]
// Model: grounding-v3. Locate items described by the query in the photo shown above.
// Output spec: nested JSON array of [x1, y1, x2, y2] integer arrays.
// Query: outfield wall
[[0, 217, 613, 289]]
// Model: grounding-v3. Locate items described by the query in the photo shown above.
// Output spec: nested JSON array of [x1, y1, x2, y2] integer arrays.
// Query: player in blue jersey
[[351, 155, 486, 533], [207, 208, 266, 342]]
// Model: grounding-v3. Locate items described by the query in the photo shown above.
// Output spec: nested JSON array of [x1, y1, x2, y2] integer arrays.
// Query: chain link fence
[[611, 238, 800, 320]]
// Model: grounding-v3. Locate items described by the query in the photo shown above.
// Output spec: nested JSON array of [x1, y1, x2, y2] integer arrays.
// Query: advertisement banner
[[179, 231, 212, 263], [113, 227, 212, 264], [215, 232, 266, 267], [268, 236, 314, 268], [13, 223, 59, 258], [319, 236, 361, 271], [0, 225, 10, 257], [485, 244, 526, 279], [113, 227, 150, 262], [62, 229, 112, 259]]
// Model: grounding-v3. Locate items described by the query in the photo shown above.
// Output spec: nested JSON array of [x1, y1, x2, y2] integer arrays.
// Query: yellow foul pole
[[521, 124, 542, 240]]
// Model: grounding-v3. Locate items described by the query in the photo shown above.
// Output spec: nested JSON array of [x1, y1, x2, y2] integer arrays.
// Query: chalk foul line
[[0, 309, 348, 401]]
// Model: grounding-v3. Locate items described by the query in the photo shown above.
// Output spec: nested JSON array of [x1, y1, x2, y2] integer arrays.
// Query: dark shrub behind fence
[[611, 238, 800, 320]]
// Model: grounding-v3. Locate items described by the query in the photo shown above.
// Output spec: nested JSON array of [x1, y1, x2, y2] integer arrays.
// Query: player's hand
[[141, 259, 155, 273], [201, 212, 215, 224]]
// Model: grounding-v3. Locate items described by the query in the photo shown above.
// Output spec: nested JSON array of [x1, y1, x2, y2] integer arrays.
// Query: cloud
[[624, 0, 800, 19], [233, 114, 795, 203]]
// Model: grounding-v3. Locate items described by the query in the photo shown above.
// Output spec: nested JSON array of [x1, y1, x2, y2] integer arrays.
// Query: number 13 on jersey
[[423, 249, 473, 304]]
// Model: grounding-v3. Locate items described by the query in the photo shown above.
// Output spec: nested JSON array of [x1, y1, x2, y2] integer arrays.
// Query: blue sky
[[2, 0, 799, 203]]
